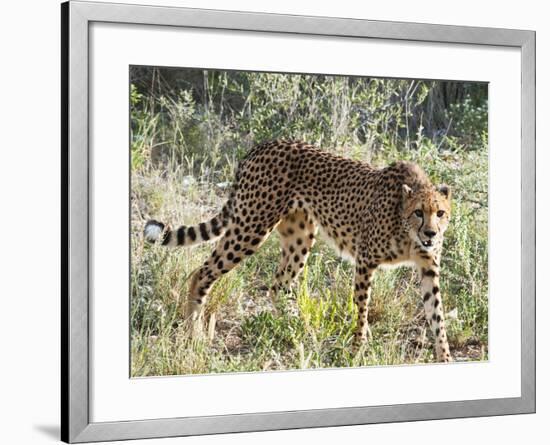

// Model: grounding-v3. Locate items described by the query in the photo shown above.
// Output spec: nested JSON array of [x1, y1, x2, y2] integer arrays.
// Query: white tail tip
[[144, 221, 164, 242]]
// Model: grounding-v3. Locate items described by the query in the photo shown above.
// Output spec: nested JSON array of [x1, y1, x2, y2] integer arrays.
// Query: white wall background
[[0, 0, 546, 444]]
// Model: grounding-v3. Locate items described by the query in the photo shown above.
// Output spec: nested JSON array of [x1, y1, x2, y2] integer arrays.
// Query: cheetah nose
[[424, 229, 436, 239]]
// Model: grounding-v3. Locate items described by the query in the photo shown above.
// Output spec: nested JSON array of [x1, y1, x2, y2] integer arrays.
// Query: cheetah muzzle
[[144, 140, 454, 363]]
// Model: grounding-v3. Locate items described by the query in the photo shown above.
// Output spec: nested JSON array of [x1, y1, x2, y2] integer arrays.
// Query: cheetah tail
[[144, 202, 232, 248]]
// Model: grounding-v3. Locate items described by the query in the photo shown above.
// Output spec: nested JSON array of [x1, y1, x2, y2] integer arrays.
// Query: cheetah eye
[[436, 210, 445, 218], [414, 210, 423, 218]]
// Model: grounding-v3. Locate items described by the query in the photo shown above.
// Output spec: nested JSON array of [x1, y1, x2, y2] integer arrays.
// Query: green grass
[[130, 147, 488, 377], [129, 71, 488, 376]]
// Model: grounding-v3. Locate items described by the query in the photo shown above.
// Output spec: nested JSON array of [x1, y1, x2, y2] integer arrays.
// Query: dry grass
[[129, 71, 488, 376], [130, 146, 488, 376]]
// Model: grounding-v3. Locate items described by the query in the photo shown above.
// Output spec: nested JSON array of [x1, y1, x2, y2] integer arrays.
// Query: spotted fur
[[145, 140, 453, 362]]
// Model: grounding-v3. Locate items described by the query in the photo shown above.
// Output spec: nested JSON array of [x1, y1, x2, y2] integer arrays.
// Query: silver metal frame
[[61, 1, 536, 442]]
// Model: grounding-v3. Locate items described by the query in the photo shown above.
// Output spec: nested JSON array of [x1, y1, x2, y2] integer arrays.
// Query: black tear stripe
[[177, 226, 186, 245], [199, 222, 210, 241], [161, 230, 172, 246], [417, 214, 425, 237], [187, 227, 197, 241]]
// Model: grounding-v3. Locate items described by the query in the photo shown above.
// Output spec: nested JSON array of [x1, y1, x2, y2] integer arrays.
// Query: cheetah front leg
[[419, 265, 453, 362], [352, 263, 377, 349]]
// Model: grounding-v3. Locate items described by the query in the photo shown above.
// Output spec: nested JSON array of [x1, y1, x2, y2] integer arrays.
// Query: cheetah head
[[402, 183, 451, 252]]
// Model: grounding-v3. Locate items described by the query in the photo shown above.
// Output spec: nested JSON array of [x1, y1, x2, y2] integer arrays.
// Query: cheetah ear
[[402, 184, 413, 201], [437, 184, 451, 200]]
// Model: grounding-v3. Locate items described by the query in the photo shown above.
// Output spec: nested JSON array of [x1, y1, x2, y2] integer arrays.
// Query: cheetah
[[144, 140, 453, 362]]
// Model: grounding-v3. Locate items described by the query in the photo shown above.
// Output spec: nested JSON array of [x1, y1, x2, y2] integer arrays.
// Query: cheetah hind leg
[[183, 223, 273, 338], [269, 210, 317, 315]]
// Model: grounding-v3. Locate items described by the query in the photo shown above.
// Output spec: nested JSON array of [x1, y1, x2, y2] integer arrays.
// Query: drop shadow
[[34, 424, 60, 440]]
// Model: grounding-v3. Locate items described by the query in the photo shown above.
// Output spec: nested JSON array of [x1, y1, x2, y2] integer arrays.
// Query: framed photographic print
[[61, 1, 535, 442]]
